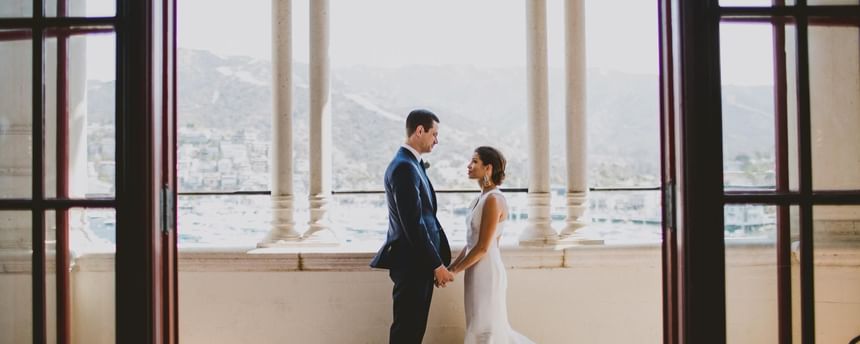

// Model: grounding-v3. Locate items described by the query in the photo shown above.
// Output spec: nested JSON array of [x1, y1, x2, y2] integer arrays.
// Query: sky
[[173, 0, 657, 71], [85, 0, 775, 86]]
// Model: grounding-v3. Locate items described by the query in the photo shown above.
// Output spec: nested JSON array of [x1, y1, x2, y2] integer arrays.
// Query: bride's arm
[[448, 247, 467, 270], [449, 194, 502, 274]]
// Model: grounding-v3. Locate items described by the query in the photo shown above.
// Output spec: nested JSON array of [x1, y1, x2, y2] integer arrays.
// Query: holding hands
[[434, 265, 455, 288]]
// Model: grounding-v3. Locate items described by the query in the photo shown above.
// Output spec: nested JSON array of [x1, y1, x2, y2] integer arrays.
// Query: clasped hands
[[433, 265, 456, 288]]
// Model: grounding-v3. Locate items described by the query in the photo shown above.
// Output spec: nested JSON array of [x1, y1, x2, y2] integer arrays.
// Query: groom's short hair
[[405, 109, 440, 137]]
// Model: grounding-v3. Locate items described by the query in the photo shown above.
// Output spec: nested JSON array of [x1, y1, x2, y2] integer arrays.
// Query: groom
[[370, 109, 453, 343]]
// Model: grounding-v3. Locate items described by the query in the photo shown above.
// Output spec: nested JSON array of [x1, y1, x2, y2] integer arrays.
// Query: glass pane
[[788, 205, 800, 344], [0, 211, 32, 343], [44, 209, 116, 343], [44, 210, 57, 344], [808, 0, 859, 4], [50, 208, 115, 342], [0, 31, 33, 199], [44, 32, 116, 199], [720, 0, 792, 6], [725, 204, 778, 240], [783, 24, 801, 192], [808, 25, 860, 191], [46, 0, 116, 17], [812, 205, 860, 343], [720, 23, 777, 190], [0, 0, 31, 17], [725, 205, 779, 343]]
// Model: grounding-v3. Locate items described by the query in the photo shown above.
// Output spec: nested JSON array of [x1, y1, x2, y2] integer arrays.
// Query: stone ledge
[[180, 246, 301, 272], [563, 244, 661, 268], [0, 250, 58, 273], [182, 244, 569, 272], [5, 240, 857, 273], [793, 241, 860, 267], [72, 251, 114, 272]]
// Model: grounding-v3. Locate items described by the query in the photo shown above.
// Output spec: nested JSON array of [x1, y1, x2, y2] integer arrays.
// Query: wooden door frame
[[116, 0, 177, 342], [659, 1, 728, 343], [661, 1, 860, 343]]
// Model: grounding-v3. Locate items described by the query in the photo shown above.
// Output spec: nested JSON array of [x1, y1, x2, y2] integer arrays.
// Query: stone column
[[259, 0, 301, 247], [303, 0, 336, 242], [519, 0, 558, 246], [559, 0, 600, 245]]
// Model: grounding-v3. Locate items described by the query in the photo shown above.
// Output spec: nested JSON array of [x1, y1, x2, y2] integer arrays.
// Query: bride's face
[[467, 153, 490, 180]]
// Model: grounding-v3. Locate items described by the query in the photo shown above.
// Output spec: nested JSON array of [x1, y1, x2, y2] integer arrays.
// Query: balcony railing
[[169, 187, 665, 246]]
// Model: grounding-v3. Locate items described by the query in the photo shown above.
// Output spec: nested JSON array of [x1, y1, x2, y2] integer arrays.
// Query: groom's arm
[[391, 164, 444, 271]]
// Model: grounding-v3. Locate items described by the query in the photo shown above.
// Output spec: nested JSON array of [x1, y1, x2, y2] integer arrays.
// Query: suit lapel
[[417, 161, 436, 212], [400, 147, 437, 212], [425, 170, 437, 213]]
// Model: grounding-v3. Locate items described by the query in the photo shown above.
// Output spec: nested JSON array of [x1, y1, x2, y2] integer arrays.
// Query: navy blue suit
[[370, 147, 451, 343]]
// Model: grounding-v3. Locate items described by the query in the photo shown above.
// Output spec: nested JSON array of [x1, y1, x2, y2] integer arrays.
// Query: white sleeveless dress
[[463, 189, 535, 344]]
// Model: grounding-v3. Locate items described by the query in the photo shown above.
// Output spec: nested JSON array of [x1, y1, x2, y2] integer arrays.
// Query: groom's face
[[417, 121, 439, 154]]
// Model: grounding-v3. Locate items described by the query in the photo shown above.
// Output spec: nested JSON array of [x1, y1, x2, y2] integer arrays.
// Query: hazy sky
[[175, 0, 658, 71], [87, 0, 774, 85]]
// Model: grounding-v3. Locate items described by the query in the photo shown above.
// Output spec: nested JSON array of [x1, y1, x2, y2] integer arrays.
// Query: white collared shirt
[[401, 144, 422, 163]]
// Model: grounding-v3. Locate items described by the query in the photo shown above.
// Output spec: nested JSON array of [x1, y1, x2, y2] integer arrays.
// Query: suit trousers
[[389, 268, 435, 344]]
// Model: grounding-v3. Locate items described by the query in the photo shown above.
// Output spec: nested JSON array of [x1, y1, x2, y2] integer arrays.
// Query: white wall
[[3, 242, 859, 343]]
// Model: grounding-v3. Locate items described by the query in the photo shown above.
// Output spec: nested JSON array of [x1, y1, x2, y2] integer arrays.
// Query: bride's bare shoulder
[[486, 192, 507, 204], [482, 192, 508, 218]]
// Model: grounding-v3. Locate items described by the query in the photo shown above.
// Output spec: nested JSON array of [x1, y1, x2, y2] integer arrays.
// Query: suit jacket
[[370, 147, 451, 271]]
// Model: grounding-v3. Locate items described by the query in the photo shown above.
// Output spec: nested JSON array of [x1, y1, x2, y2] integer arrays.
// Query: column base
[[558, 234, 604, 245], [558, 221, 603, 245], [255, 237, 340, 249], [257, 231, 303, 248], [519, 224, 559, 246], [300, 224, 341, 246], [519, 192, 558, 246], [518, 237, 559, 247], [258, 195, 303, 247], [302, 194, 340, 245], [559, 220, 586, 237]]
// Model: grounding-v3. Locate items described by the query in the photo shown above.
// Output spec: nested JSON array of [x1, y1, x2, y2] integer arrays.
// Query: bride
[[447, 146, 535, 344]]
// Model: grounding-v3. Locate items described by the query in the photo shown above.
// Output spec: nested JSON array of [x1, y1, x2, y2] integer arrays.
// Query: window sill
[[3, 239, 858, 273]]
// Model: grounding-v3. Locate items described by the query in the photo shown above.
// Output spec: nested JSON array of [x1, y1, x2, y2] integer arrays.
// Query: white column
[[519, 0, 558, 246], [303, 0, 336, 242], [559, 0, 600, 245], [259, 0, 301, 247]]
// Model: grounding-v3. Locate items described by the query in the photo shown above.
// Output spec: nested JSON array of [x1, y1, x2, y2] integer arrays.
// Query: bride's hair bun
[[475, 146, 507, 186]]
